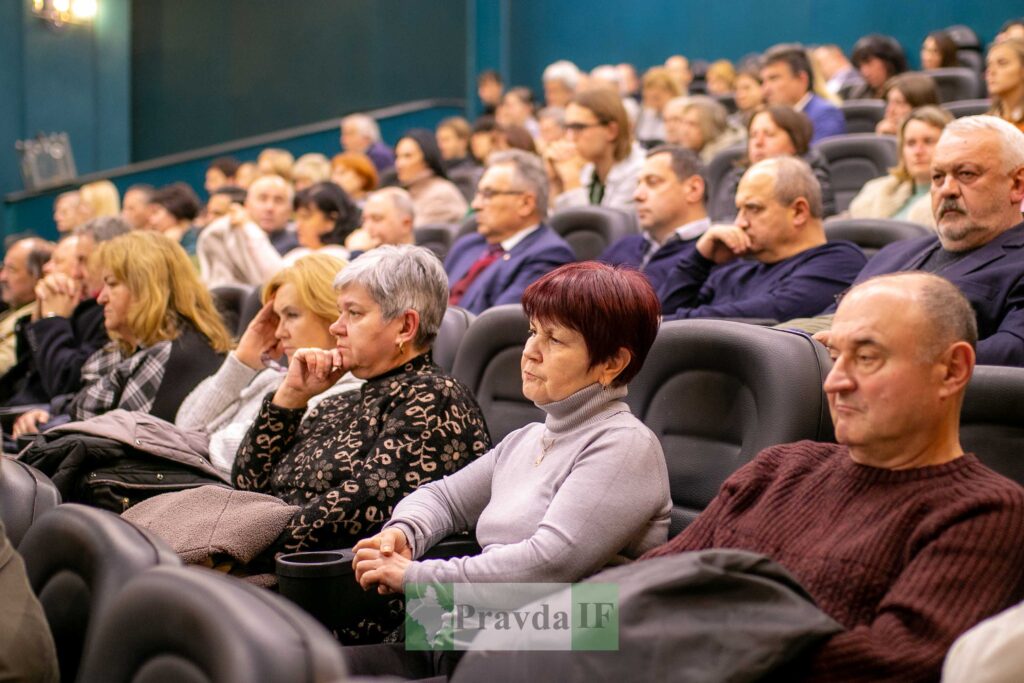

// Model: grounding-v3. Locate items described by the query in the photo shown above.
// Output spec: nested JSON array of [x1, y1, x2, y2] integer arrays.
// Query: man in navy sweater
[[660, 156, 865, 321], [599, 145, 709, 292]]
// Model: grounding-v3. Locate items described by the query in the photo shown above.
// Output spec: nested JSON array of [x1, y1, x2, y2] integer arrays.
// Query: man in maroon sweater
[[644, 271, 1024, 682]]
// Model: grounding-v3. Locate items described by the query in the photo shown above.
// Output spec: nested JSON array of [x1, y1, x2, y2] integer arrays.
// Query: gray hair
[[73, 216, 131, 243], [681, 95, 730, 143], [543, 60, 582, 90], [537, 106, 566, 126], [749, 156, 823, 219], [246, 173, 295, 203], [333, 245, 448, 349], [342, 114, 382, 143], [851, 272, 978, 359], [371, 187, 416, 222], [487, 149, 549, 218], [943, 115, 1024, 173]]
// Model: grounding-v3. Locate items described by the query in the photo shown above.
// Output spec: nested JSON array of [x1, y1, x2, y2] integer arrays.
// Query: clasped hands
[[33, 273, 81, 321], [352, 528, 413, 595]]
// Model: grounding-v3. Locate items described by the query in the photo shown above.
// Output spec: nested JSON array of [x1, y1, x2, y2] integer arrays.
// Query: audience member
[[79, 180, 120, 220], [549, 87, 645, 211], [661, 156, 865, 321], [12, 232, 231, 438], [945, 599, 1024, 682], [477, 69, 504, 116], [589, 64, 641, 122], [446, 150, 574, 314], [986, 38, 1024, 132], [787, 116, 1024, 366], [730, 65, 765, 127], [0, 218, 129, 407], [997, 18, 1024, 43], [394, 129, 469, 226], [231, 245, 490, 608], [292, 153, 332, 192], [53, 190, 83, 235], [177, 254, 360, 476], [647, 271, 1024, 681], [848, 105, 952, 226], [849, 33, 909, 99], [204, 156, 241, 193], [634, 67, 682, 148], [665, 96, 746, 163], [494, 123, 538, 155], [665, 54, 694, 92], [347, 262, 671, 677], [875, 72, 939, 135], [705, 59, 737, 95], [120, 184, 154, 230], [256, 148, 295, 182], [920, 30, 959, 70], [197, 174, 297, 288], [340, 114, 395, 173], [0, 238, 53, 375], [536, 106, 566, 151], [286, 181, 359, 263], [359, 187, 416, 249], [600, 145, 709, 292], [760, 43, 847, 143], [0, 517, 58, 683], [618, 62, 642, 99], [234, 161, 258, 189], [437, 116, 483, 202], [710, 106, 836, 222], [147, 182, 202, 255], [469, 115, 500, 165], [41, 235, 77, 279], [542, 60, 582, 108], [201, 185, 246, 227], [498, 87, 540, 139], [813, 44, 866, 99], [330, 152, 378, 206]]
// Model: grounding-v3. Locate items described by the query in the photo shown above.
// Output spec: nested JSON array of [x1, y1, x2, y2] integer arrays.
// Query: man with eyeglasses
[[444, 150, 574, 315]]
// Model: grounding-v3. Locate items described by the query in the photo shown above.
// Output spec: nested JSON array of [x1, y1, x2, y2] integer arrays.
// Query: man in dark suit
[[444, 150, 574, 315], [785, 115, 1024, 367], [761, 44, 846, 144]]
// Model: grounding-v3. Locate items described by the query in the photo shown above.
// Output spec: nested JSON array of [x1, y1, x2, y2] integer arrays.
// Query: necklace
[[535, 434, 556, 467]]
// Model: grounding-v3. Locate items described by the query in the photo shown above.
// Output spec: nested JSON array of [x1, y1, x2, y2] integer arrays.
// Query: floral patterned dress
[[232, 352, 490, 557]]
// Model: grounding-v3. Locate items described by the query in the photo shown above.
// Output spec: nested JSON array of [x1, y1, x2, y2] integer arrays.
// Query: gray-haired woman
[[233, 245, 491, 586]]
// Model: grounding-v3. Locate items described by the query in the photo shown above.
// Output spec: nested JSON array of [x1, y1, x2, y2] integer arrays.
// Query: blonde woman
[[177, 253, 362, 475], [13, 232, 231, 437], [987, 38, 1024, 132], [79, 180, 120, 220]]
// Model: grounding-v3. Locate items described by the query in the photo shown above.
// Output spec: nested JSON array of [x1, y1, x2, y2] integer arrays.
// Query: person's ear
[[684, 175, 706, 204], [789, 197, 811, 228], [1009, 165, 1024, 205], [604, 121, 619, 143], [937, 340, 975, 399], [396, 309, 421, 347], [598, 347, 632, 387]]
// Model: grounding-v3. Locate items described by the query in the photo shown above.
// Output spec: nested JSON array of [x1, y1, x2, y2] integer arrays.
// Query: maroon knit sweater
[[643, 440, 1024, 682]]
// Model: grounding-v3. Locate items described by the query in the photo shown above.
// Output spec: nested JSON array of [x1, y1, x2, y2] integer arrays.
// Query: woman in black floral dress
[[232, 245, 490, 564]]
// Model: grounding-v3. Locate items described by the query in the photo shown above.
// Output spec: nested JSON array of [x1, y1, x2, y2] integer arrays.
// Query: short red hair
[[522, 262, 660, 386]]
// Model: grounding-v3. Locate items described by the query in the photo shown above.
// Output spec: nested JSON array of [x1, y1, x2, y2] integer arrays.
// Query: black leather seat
[[236, 284, 264, 337], [945, 24, 980, 50], [814, 134, 898, 213], [433, 306, 475, 373], [0, 455, 60, 548], [456, 213, 478, 240], [451, 304, 541, 443], [944, 98, 992, 118], [19, 504, 181, 682], [824, 218, 932, 259], [840, 99, 886, 134], [711, 93, 737, 114], [210, 284, 256, 339], [625, 320, 834, 536], [78, 565, 347, 683], [414, 223, 458, 262], [549, 205, 638, 261], [957, 50, 984, 77], [706, 142, 746, 203], [961, 366, 1024, 486], [924, 67, 983, 103]]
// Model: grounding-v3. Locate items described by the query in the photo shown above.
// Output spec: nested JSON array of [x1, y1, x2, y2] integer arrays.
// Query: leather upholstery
[[840, 99, 885, 134], [961, 365, 1024, 486], [824, 218, 932, 259], [433, 306, 475, 374], [549, 205, 639, 262], [0, 455, 60, 549], [815, 134, 898, 213]]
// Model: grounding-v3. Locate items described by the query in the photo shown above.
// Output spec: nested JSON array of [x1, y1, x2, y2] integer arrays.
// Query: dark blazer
[[803, 94, 847, 144], [842, 223, 1024, 367], [599, 234, 699, 294], [444, 224, 575, 315]]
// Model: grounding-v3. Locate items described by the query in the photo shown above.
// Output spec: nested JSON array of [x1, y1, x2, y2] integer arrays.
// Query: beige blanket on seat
[[123, 485, 298, 566]]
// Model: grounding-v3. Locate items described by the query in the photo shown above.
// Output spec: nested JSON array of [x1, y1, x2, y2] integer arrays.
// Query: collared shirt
[[640, 217, 711, 270], [500, 223, 541, 252], [794, 92, 813, 112]]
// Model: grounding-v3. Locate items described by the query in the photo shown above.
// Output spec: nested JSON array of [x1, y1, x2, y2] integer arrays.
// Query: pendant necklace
[[535, 434, 556, 466]]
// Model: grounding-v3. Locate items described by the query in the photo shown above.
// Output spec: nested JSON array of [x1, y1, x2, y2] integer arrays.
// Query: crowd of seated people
[[2, 17, 1024, 682]]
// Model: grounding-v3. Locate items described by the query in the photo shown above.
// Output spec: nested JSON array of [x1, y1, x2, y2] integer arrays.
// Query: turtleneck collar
[[539, 382, 629, 434]]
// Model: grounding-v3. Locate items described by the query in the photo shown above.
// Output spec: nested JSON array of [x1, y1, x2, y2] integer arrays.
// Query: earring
[[397, 340, 406, 355]]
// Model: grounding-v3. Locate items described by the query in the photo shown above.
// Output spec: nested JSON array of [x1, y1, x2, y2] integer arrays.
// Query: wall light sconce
[[31, 0, 98, 28]]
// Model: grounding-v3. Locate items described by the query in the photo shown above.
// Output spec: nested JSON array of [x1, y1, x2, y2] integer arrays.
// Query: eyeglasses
[[475, 188, 526, 201], [564, 121, 605, 133]]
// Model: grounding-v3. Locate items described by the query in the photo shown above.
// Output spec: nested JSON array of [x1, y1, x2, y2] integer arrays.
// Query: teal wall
[[0, 0, 130, 199], [130, 0, 468, 160], [507, 1, 1019, 94]]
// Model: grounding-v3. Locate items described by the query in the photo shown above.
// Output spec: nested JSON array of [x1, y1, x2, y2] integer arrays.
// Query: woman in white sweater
[[176, 253, 361, 474]]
